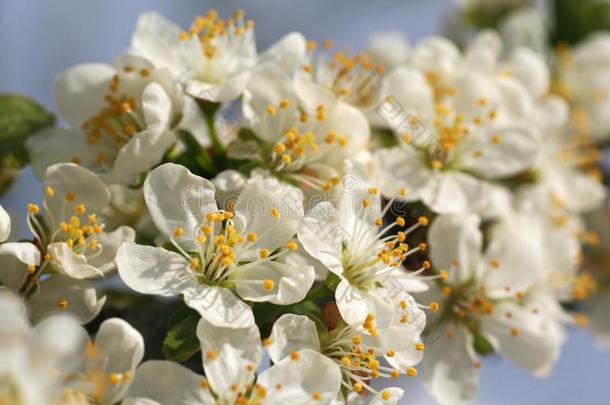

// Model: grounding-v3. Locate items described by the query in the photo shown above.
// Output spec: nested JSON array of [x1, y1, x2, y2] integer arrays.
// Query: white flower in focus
[[117, 163, 314, 327], [130, 10, 306, 103], [125, 317, 342, 404], [422, 213, 566, 404], [267, 313, 419, 401], [298, 179, 430, 327], [0, 163, 134, 323], [241, 62, 370, 193], [27, 54, 182, 185]]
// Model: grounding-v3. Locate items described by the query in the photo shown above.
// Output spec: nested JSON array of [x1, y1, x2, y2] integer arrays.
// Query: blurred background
[[1, 1, 609, 403]]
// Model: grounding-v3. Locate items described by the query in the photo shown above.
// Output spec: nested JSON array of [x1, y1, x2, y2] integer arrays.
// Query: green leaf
[[162, 304, 201, 362], [325, 272, 341, 292], [0, 94, 54, 163]]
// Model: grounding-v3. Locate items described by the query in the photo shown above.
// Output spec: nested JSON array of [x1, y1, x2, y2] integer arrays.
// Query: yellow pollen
[[396, 217, 405, 226], [286, 241, 298, 250], [290, 351, 301, 361], [45, 186, 55, 197], [419, 242, 427, 251], [368, 187, 379, 195], [415, 342, 425, 351], [58, 298, 68, 310], [341, 356, 351, 366], [271, 207, 280, 218], [406, 367, 418, 377], [361, 197, 370, 207], [259, 248, 270, 258], [262, 337, 272, 346], [383, 389, 392, 399], [491, 259, 500, 269], [279, 99, 290, 109], [418, 216, 429, 226], [574, 313, 589, 328], [247, 232, 258, 242], [491, 133, 502, 144], [65, 192, 76, 202], [312, 392, 321, 400], [266, 105, 277, 115], [200, 378, 209, 389], [374, 217, 383, 226], [511, 327, 520, 336], [191, 257, 200, 269], [74, 204, 86, 215], [207, 350, 218, 360], [429, 302, 439, 312], [262, 279, 275, 291], [27, 265, 36, 274], [174, 227, 185, 237], [274, 143, 286, 154], [109, 373, 122, 385], [423, 261, 431, 269], [442, 286, 452, 296], [353, 383, 363, 393], [27, 203, 40, 214], [440, 270, 448, 280]]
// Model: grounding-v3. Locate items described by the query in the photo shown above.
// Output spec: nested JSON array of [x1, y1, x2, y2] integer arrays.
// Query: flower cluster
[[1, 6, 610, 405]]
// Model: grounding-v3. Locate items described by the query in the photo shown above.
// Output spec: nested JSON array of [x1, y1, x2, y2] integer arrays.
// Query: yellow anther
[[429, 302, 439, 312], [281, 154, 292, 164], [262, 337, 273, 346], [440, 270, 448, 280], [386, 350, 395, 357], [191, 257, 200, 269], [353, 383, 363, 393], [286, 241, 298, 250], [179, 32, 190, 41], [361, 197, 370, 208], [201, 225, 212, 235], [418, 242, 427, 251], [575, 313, 589, 328], [174, 227, 185, 237], [274, 143, 286, 154], [89, 239, 98, 250], [259, 248, 270, 259], [75, 204, 86, 215], [109, 373, 122, 385], [266, 105, 277, 115], [374, 217, 383, 226], [197, 234, 207, 243], [417, 216, 429, 226], [352, 335, 362, 345], [65, 192, 76, 202], [337, 136, 348, 146], [368, 186, 379, 195], [247, 232, 258, 242], [395, 217, 405, 226], [262, 279, 275, 291], [27, 265, 36, 274], [206, 350, 218, 360], [290, 351, 301, 361], [423, 260, 431, 269], [27, 203, 40, 214], [312, 392, 321, 400], [430, 160, 443, 170], [415, 342, 425, 351], [271, 207, 280, 218], [511, 327, 520, 336], [140, 68, 150, 77], [491, 259, 500, 269], [406, 367, 418, 377], [279, 99, 290, 109], [45, 186, 55, 197], [200, 378, 209, 389], [58, 298, 68, 310], [383, 389, 393, 399], [341, 356, 351, 366]]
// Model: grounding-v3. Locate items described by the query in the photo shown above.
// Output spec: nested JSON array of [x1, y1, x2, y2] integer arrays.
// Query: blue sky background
[[1, 1, 609, 403]]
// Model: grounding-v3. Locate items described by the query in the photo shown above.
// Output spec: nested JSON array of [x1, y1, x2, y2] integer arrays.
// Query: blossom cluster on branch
[[1, 5, 609, 405]]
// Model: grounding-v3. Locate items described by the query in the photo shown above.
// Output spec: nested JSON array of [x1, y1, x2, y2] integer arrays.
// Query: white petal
[[32, 313, 90, 368], [55, 63, 115, 129], [197, 317, 260, 397], [377, 66, 434, 125], [235, 177, 303, 254], [184, 285, 254, 328], [212, 170, 247, 211], [47, 242, 101, 279], [482, 214, 544, 298], [0, 242, 40, 266], [0, 204, 9, 242], [480, 301, 562, 374], [428, 214, 483, 285], [460, 125, 539, 179], [25, 127, 102, 179], [267, 314, 321, 363], [143, 163, 217, 246], [86, 226, 136, 273], [369, 388, 404, 405], [423, 324, 479, 405], [297, 201, 344, 276], [368, 31, 410, 67], [93, 318, 145, 404], [130, 12, 182, 74], [44, 163, 110, 224], [374, 146, 434, 202], [116, 243, 193, 297], [28, 275, 106, 324], [259, 32, 307, 74], [184, 71, 251, 103], [422, 172, 484, 214], [257, 349, 342, 405], [126, 360, 214, 405], [235, 261, 314, 305], [504, 47, 549, 98]]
